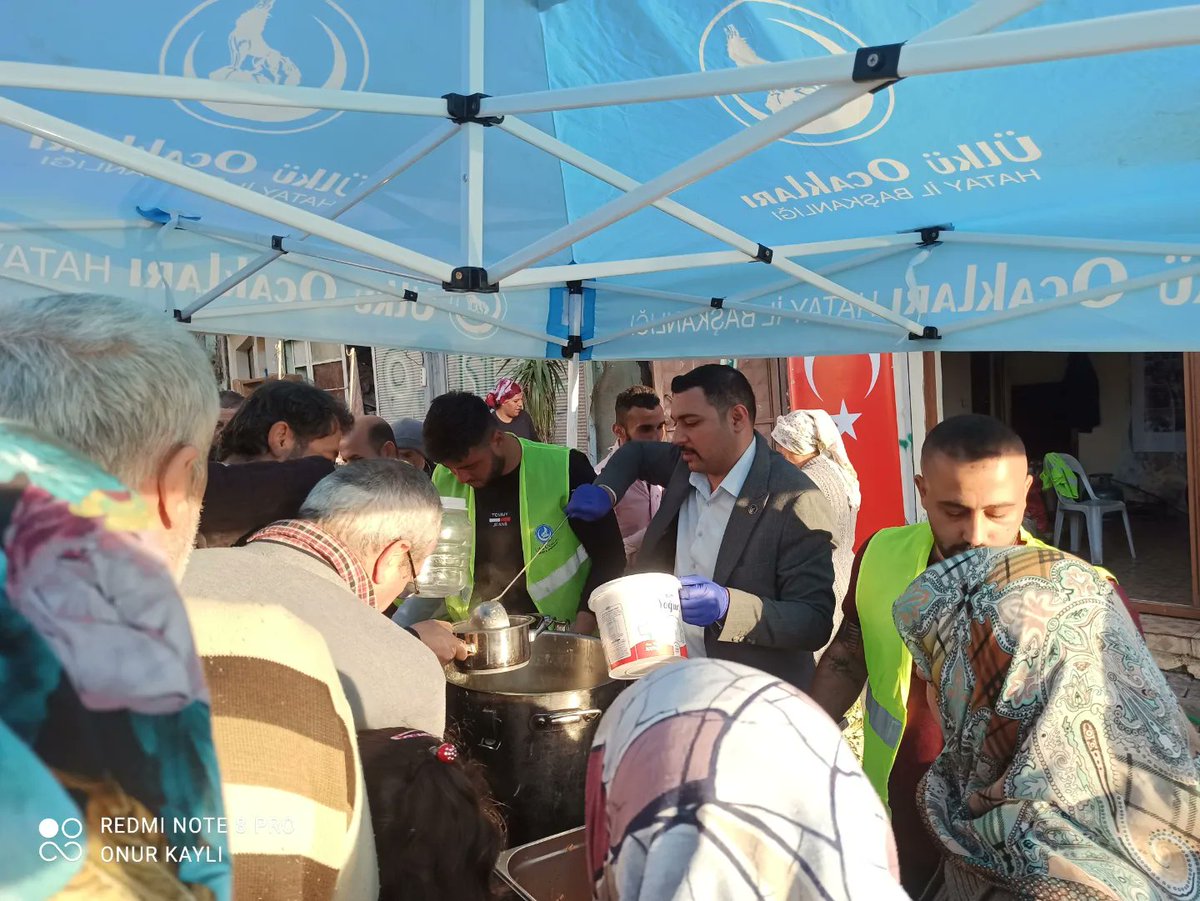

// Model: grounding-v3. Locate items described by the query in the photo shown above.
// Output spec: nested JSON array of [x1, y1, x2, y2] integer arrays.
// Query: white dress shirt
[[673, 440, 757, 658]]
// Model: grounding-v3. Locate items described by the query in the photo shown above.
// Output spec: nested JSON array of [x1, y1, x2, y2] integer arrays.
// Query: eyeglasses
[[405, 547, 421, 596]]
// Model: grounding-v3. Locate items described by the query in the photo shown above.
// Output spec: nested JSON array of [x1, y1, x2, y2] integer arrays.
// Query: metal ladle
[[466, 514, 569, 631]]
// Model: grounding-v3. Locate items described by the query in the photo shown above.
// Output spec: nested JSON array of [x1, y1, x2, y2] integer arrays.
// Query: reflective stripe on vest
[[856, 524, 1077, 809], [432, 439, 591, 623], [864, 684, 904, 749], [528, 542, 589, 602]]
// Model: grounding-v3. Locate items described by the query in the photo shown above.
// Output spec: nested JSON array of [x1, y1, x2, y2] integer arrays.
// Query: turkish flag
[[786, 354, 907, 549]]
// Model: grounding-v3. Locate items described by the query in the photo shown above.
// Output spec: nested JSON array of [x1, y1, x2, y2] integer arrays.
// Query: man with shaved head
[[340, 415, 400, 463]]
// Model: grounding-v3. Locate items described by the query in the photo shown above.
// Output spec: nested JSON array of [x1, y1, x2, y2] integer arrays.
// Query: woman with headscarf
[[486, 377, 538, 442], [585, 658, 909, 901], [894, 545, 1200, 901], [772, 410, 860, 607]]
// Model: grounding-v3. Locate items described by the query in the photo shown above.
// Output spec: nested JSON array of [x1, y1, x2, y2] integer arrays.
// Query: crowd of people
[[0, 292, 1197, 901]]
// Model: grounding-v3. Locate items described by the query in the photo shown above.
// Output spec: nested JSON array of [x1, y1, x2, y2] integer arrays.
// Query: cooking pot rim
[[444, 632, 617, 695]]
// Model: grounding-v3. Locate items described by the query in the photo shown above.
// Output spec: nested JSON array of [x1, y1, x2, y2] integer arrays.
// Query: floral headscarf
[[772, 410, 860, 508], [485, 378, 522, 410], [0, 421, 229, 899], [894, 545, 1200, 900], [585, 659, 907, 901]]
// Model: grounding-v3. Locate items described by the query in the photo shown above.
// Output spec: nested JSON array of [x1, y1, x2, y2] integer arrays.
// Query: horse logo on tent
[[699, 1, 894, 147], [161, 0, 369, 134]]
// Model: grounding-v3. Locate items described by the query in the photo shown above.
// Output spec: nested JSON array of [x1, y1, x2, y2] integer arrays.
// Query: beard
[[933, 540, 981, 561]]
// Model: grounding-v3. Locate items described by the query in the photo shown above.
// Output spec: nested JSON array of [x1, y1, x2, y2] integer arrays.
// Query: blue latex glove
[[565, 484, 613, 522], [678, 575, 730, 627]]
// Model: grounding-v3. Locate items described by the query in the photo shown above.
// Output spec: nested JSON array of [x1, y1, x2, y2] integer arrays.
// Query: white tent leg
[[0, 97, 455, 285], [179, 122, 460, 319], [565, 357, 582, 450], [938, 262, 1200, 337], [463, 0, 485, 269]]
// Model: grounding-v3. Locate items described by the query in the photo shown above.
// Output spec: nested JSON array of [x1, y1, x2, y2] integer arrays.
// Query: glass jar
[[416, 497, 472, 597]]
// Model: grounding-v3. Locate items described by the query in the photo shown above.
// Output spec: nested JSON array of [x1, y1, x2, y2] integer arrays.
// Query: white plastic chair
[[1046, 453, 1135, 566]]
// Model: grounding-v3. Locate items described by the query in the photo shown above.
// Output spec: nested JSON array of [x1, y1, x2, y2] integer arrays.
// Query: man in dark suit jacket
[[567, 364, 837, 688]]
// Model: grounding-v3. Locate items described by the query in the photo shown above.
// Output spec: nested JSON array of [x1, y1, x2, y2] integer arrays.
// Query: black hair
[[218, 390, 245, 410], [358, 728, 504, 901], [366, 419, 397, 454], [614, 385, 661, 425], [217, 379, 353, 460], [670, 363, 757, 423], [922, 414, 1026, 464], [423, 392, 496, 464]]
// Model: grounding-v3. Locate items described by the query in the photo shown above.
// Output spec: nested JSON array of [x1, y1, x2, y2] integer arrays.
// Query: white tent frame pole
[[0, 219, 154, 232], [170, 220, 446, 290], [939, 231, 1200, 257], [486, 0, 1041, 296], [8, 4, 1187, 120], [501, 234, 913, 289], [0, 97, 455, 283], [0, 61, 447, 117], [494, 114, 923, 333], [504, 252, 748, 287], [480, 4, 1197, 116], [939, 262, 1200, 337], [499, 115, 765, 260], [178, 122, 460, 319], [191, 264, 567, 348], [310, 264, 566, 348], [486, 84, 886, 283], [0, 267, 98, 297], [724, 245, 914, 305]]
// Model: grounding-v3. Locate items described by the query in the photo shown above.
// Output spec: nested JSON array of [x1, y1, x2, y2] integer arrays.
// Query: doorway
[[941, 351, 1199, 615]]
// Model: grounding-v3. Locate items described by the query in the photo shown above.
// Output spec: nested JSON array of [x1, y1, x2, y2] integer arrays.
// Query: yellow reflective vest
[[432, 439, 590, 623], [856, 524, 1092, 807]]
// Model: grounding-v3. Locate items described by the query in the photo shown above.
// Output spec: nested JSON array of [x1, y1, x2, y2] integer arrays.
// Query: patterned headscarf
[[0, 422, 229, 899], [585, 659, 907, 901], [485, 378, 522, 410], [772, 410, 860, 508], [894, 546, 1200, 900]]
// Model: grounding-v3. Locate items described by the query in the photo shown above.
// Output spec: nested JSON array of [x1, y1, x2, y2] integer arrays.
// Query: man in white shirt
[[594, 386, 666, 564], [567, 364, 837, 688]]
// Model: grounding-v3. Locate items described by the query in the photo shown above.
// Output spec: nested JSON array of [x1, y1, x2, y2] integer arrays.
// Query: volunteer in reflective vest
[[423, 391, 625, 630], [809, 414, 1140, 895]]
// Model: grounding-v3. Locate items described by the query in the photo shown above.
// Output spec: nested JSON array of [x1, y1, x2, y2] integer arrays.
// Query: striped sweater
[[184, 597, 378, 901]]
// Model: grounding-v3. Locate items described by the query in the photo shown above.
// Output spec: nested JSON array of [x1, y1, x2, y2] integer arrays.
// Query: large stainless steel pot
[[445, 632, 623, 847]]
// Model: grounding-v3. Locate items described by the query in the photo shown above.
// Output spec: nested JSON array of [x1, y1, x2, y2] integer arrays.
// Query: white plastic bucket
[[588, 573, 688, 679]]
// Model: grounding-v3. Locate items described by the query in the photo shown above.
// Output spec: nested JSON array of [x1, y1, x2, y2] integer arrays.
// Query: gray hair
[[299, 459, 442, 563], [0, 294, 218, 488]]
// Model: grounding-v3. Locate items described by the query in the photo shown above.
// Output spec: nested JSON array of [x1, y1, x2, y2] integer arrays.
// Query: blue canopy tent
[[0, 0, 1197, 374]]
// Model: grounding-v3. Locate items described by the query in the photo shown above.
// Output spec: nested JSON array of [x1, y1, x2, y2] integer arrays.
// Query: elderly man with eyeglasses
[[183, 457, 459, 736]]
